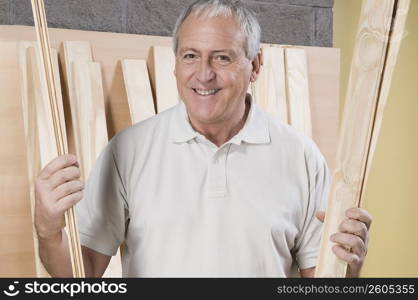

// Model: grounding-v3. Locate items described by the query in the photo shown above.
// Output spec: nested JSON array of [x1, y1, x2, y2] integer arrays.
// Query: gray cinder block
[[127, 0, 195, 36], [3, 0, 333, 47], [0, 0, 10, 25], [246, 0, 333, 8], [11, 0, 126, 33], [314, 7, 332, 47], [248, 2, 315, 46]]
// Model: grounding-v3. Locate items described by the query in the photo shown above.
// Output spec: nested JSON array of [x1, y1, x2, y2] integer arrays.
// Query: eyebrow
[[178, 47, 236, 56]]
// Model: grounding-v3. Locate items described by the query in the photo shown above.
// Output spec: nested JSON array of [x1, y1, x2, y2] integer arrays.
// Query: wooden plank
[[71, 61, 122, 277], [30, 0, 84, 277], [284, 47, 312, 137], [0, 40, 35, 277], [19, 41, 67, 277], [60, 41, 93, 162], [121, 59, 156, 123], [18, 42, 38, 200], [304, 46, 340, 172], [147, 46, 179, 113], [315, 0, 409, 277], [251, 46, 288, 123], [72, 61, 108, 177], [19, 43, 44, 277], [361, 0, 411, 197], [0, 214, 37, 277]]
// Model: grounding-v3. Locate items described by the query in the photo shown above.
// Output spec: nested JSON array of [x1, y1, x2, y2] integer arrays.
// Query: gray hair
[[172, 0, 261, 60]]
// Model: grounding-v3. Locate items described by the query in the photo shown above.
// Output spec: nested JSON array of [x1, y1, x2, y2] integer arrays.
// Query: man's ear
[[250, 50, 262, 83]]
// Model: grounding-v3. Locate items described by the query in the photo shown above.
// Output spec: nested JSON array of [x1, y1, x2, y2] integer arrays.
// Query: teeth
[[194, 89, 219, 96]]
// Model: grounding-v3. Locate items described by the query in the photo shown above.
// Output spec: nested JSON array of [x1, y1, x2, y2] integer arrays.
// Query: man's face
[[174, 14, 257, 125]]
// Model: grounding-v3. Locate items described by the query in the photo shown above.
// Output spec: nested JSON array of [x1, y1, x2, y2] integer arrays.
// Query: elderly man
[[35, 0, 371, 277]]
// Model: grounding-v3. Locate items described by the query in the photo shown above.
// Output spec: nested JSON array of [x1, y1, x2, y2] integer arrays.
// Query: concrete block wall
[[0, 0, 333, 47]]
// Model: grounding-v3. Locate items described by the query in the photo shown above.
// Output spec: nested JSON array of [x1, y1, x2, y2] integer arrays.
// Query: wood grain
[[251, 46, 288, 123], [147, 46, 179, 113], [361, 0, 411, 201], [30, 0, 85, 275], [60, 41, 93, 162], [315, 0, 409, 277], [71, 61, 122, 277], [121, 59, 156, 123], [284, 47, 312, 138], [19, 41, 67, 277], [0, 41, 36, 277], [71, 61, 108, 178]]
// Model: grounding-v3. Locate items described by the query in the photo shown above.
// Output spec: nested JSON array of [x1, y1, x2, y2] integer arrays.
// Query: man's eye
[[183, 53, 196, 59], [214, 55, 232, 64]]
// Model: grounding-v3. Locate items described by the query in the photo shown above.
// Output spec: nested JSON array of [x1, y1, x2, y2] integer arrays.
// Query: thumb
[[315, 211, 326, 223]]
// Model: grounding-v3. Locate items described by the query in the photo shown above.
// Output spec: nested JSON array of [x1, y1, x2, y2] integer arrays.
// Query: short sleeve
[[293, 140, 331, 270], [75, 139, 128, 256]]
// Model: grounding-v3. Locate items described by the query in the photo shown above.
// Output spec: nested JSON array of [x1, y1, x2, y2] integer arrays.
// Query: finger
[[315, 211, 326, 223], [52, 180, 84, 201], [346, 207, 372, 230], [339, 219, 368, 243], [332, 245, 361, 266], [331, 232, 366, 257], [54, 191, 84, 213], [38, 154, 78, 180], [48, 166, 81, 190]]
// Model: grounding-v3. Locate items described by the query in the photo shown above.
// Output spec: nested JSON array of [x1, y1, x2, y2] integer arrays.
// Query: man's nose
[[195, 60, 215, 83]]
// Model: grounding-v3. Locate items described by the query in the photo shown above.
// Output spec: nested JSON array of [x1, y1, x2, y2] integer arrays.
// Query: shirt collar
[[171, 94, 270, 145], [171, 100, 198, 143]]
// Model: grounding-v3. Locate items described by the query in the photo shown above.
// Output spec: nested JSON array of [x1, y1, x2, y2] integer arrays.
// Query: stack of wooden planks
[[0, 25, 340, 277], [251, 45, 313, 137]]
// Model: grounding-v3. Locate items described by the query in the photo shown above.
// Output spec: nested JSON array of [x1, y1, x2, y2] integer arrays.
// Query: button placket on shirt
[[207, 144, 230, 198]]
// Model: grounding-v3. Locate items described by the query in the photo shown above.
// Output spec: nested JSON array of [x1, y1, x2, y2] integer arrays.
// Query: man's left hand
[[316, 208, 372, 277]]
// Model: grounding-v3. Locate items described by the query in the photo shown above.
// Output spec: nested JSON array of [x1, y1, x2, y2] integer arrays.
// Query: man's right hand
[[34, 154, 84, 242]]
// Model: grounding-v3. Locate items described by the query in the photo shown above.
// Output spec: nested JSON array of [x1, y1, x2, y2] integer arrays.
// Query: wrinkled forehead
[[177, 13, 246, 54]]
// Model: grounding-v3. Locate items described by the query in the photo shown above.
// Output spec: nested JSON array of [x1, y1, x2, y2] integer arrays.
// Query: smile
[[193, 88, 221, 96]]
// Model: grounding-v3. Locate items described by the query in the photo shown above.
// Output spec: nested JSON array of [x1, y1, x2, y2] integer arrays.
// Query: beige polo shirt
[[76, 96, 330, 277]]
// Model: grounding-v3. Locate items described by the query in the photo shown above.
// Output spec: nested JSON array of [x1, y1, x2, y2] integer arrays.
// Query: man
[[34, 0, 371, 277]]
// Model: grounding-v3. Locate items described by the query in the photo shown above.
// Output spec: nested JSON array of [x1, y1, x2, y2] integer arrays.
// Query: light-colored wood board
[[361, 0, 411, 201], [18, 41, 38, 190], [121, 59, 156, 123], [147, 46, 179, 113], [26, 18, 82, 273], [0, 176, 32, 215], [34, 0, 86, 273], [60, 41, 93, 166], [71, 61, 108, 178], [27, 47, 63, 169], [0, 41, 36, 277], [315, 0, 407, 277], [0, 214, 37, 277], [252, 46, 287, 123], [18, 41, 54, 277], [303, 46, 340, 172], [284, 47, 312, 138], [71, 61, 122, 277]]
